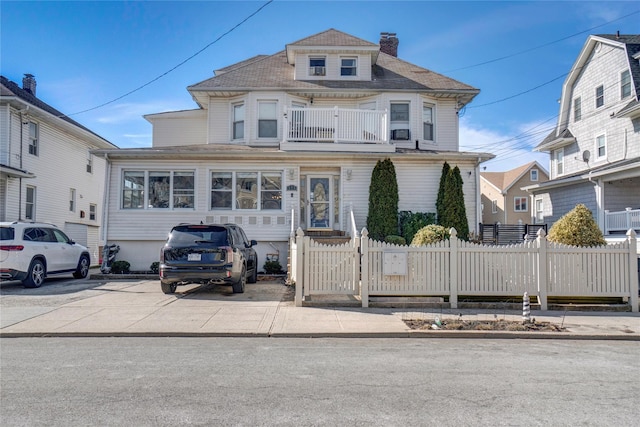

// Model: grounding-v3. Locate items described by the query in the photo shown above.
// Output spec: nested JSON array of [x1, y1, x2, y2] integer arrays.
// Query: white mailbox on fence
[[383, 251, 407, 275]]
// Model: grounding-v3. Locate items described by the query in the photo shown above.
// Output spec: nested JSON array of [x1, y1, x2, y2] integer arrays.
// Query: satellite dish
[[582, 150, 590, 162]]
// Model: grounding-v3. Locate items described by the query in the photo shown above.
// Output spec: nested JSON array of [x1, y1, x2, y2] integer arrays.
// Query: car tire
[[161, 280, 177, 294], [248, 264, 258, 283], [23, 259, 45, 288], [232, 265, 246, 293], [73, 255, 90, 279]]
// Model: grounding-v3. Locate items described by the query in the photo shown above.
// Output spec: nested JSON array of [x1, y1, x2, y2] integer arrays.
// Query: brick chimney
[[22, 74, 36, 96], [379, 32, 399, 57]]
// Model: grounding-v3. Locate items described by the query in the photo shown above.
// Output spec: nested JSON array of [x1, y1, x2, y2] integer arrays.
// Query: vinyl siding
[[537, 182, 597, 226], [150, 110, 207, 147]]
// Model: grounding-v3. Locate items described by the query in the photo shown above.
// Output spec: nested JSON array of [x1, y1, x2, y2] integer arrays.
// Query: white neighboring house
[[524, 34, 640, 244], [93, 29, 494, 271], [0, 74, 117, 264]]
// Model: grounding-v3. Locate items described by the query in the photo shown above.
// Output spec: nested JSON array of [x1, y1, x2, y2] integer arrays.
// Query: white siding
[[0, 105, 9, 165], [294, 53, 371, 81], [150, 110, 207, 147], [209, 98, 230, 144]]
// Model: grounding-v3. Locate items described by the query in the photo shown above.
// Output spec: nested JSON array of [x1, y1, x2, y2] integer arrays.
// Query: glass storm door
[[307, 175, 332, 229]]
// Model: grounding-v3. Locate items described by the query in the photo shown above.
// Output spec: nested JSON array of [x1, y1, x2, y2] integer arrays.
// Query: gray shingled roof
[[189, 29, 478, 100], [287, 28, 377, 47], [0, 75, 116, 148]]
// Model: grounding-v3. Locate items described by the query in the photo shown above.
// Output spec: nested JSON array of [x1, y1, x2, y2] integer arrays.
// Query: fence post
[[627, 229, 638, 313], [536, 228, 548, 311], [360, 228, 369, 308], [353, 229, 361, 300], [294, 227, 304, 307], [449, 228, 458, 309]]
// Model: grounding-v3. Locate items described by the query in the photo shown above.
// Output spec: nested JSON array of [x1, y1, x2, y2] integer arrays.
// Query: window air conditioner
[[392, 129, 410, 140], [309, 66, 326, 76]]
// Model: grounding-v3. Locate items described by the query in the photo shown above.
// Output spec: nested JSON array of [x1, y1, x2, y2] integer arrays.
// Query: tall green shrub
[[548, 204, 606, 247], [436, 162, 450, 225], [441, 166, 469, 240], [366, 158, 399, 241]]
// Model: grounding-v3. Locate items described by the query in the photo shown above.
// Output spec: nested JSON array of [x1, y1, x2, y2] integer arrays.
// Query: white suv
[[0, 222, 91, 288]]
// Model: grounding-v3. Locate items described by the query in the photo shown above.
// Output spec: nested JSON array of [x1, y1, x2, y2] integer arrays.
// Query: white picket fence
[[291, 227, 639, 311]]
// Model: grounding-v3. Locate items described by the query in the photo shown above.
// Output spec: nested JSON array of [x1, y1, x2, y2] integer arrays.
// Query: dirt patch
[[404, 318, 565, 332]]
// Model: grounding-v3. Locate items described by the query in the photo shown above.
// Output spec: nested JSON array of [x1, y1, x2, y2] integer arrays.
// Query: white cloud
[[460, 120, 550, 173]]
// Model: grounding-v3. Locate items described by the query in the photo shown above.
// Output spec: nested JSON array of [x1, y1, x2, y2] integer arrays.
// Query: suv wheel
[[73, 255, 90, 279], [23, 259, 45, 288], [232, 265, 246, 293], [161, 280, 177, 294]]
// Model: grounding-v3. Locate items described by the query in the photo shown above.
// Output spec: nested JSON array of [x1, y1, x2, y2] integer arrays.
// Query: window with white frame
[[86, 151, 93, 173], [25, 186, 36, 220], [621, 70, 631, 99], [390, 102, 410, 140], [28, 122, 38, 156], [422, 103, 434, 141], [595, 85, 604, 108], [491, 199, 497, 214], [530, 169, 538, 181], [535, 198, 543, 223], [258, 101, 277, 138], [573, 97, 581, 122], [514, 197, 528, 212], [69, 188, 76, 212], [122, 170, 195, 209], [595, 133, 606, 159], [309, 57, 326, 76], [89, 204, 97, 221], [340, 57, 357, 76], [555, 148, 564, 176], [232, 103, 244, 139], [210, 171, 282, 211]]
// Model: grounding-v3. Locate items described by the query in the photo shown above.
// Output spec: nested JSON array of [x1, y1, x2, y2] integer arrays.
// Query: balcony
[[605, 208, 640, 234], [281, 107, 394, 153]]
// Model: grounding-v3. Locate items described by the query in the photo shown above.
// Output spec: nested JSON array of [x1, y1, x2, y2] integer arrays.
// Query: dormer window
[[340, 58, 357, 76], [309, 57, 326, 76]]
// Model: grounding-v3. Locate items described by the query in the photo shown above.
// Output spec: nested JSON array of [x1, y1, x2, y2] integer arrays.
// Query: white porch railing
[[605, 208, 640, 234], [283, 107, 389, 144]]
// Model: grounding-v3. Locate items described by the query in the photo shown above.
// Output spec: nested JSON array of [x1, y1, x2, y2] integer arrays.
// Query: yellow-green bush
[[411, 225, 450, 246], [547, 204, 606, 247]]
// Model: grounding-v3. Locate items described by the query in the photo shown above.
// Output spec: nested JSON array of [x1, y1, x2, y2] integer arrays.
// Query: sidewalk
[[1, 280, 639, 340]]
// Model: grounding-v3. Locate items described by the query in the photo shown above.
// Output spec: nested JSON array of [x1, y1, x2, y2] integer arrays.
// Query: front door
[[307, 175, 332, 229]]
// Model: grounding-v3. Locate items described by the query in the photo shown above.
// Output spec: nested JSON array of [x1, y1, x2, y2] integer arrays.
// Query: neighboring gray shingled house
[[1, 74, 117, 263], [524, 34, 640, 242], [93, 29, 494, 271]]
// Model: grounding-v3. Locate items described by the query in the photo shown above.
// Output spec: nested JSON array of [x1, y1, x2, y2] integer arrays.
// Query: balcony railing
[[283, 107, 389, 144], [605, 208, 640, 234]]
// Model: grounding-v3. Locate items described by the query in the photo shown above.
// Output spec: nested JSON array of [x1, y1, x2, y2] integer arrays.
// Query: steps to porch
[[305, 229, 351, 245]]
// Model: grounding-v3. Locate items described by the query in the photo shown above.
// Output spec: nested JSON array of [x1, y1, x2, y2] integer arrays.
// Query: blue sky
[[1, 1, 638, 172]]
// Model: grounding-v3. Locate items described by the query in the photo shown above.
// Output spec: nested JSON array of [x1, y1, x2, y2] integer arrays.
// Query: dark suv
[[159, 223, 258, 294]]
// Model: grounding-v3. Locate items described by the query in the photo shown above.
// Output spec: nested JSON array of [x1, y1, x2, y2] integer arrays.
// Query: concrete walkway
[[1, 280, 639, 340]]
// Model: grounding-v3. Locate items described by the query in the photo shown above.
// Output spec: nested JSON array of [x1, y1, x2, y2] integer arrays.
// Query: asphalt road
[[1, 337, 638, 426]]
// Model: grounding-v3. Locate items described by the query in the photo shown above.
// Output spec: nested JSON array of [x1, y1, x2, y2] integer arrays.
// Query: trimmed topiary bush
[[150, 261, 159, 274], [399, 211, 436, 244], [263, 260, 283, 274], [547, 204, 606, 247], [411, 225, 450, 246], [366, 158, 399, 241], [436, 162, 451, 225], [110, 260, 131, 274], [385, 235, 406, 245]]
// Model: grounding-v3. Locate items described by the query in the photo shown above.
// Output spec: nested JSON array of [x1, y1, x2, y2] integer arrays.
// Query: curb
[[2, 331, 638, 341]]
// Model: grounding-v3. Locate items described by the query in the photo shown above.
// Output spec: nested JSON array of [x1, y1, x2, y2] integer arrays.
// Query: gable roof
[[188, 29, 479, 106], [0, 75, 116, 149], [481, 161, 547, 193], [538, 34, 640, 149]]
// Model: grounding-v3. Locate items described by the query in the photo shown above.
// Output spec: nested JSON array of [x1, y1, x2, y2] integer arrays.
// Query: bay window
[[258, 101, 277, 138], [233, 103, 245, 139]]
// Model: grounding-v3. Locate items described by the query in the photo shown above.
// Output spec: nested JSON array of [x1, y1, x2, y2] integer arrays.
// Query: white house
[[0, 74, 117, 263], [524, 34, 640, 241], [93, 29, 494, 271]]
